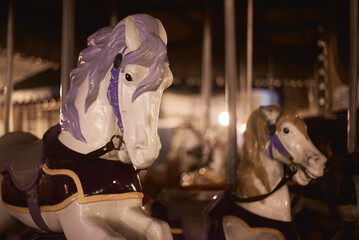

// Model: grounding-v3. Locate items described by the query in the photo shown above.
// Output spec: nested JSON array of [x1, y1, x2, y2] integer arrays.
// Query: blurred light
[[319, 97, 325, 106], [199, 167, 207, 175], [218, 111, 229, 126], [240, 123, 246, 134]]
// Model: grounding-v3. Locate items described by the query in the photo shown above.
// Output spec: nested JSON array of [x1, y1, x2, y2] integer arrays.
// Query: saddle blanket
[[1, 125, 143, 212], [205, 191, 299, 240]]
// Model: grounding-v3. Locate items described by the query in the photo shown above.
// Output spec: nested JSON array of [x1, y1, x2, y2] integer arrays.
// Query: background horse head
[[59, 14, 173, 169], [237, 105, 327, 222]]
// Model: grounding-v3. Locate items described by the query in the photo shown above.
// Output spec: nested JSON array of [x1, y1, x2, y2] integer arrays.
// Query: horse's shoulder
[[223, 215, 285, 240], [205, 191, 299, 240]]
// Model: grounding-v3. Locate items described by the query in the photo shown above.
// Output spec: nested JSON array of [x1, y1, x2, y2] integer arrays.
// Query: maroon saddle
[[0, 125, 142, 233], [0, 131, 44, 191]]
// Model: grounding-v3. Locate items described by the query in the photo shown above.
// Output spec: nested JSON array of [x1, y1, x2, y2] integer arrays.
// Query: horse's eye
[[283, 128, 290, 134], [125, 73, 132, 82]]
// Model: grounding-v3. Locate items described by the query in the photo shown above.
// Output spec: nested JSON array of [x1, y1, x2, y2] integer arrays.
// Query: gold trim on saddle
[[41, 164, 144, 206], [1, 164, 143, 213]]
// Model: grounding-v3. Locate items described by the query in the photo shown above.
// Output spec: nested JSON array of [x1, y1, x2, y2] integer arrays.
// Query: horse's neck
[[238, 152, 292, 222], [59, 71, 119, 157]]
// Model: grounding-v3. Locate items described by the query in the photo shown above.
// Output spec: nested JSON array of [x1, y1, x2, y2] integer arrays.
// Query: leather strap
[[27, 134, 124, 231], [26, 185, 52, 232], [50, 134, 124, 164], [235, 163, 298, 203]]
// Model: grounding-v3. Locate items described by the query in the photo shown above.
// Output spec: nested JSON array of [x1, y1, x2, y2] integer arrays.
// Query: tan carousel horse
[[152, 105, 326, 239], [206, 105, 327, 239]]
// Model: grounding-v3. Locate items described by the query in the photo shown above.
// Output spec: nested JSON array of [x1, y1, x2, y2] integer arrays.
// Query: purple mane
[[61, 14, 168, 142]]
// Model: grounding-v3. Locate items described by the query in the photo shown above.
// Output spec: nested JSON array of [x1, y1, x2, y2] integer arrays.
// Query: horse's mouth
[[304, 168, 323, 181], [306, 154, 326, 178], [293, 154, 326, 185], [295, 169, 311, 185]]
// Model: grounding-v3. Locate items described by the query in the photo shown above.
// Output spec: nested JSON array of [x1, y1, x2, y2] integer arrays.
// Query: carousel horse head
[[241, 105, 327, 189], [60, 14, 172, 169]]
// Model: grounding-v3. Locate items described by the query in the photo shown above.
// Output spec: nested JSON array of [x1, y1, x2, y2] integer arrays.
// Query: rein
[[290, 151, 359, 208], [235, 163, 298, 203]]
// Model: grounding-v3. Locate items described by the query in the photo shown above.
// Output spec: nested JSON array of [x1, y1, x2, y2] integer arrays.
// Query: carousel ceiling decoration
[[0, 49, 59, 89]]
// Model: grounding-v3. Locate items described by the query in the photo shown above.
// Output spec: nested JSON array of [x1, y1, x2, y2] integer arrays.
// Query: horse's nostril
[[308, 155, 326, 167], [308, 156, 317, 164]]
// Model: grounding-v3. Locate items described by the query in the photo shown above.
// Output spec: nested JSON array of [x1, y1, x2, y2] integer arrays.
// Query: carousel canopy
[[0, 0, 351, 103]]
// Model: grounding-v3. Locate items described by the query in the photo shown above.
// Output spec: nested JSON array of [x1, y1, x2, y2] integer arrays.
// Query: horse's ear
[[156, 19, 167, 45], [125, 16, 142, 52], [260, 106, 280, 125]]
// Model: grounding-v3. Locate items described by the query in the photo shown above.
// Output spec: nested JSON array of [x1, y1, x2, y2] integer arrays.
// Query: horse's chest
[[221, 213, 293, 240], [206, 192, 299, 240], [1, 158, 142, 210]]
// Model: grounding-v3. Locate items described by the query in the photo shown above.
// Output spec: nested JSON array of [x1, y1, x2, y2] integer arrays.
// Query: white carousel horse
[[0, 14, 173, 240], [206, 105, 327, 240]]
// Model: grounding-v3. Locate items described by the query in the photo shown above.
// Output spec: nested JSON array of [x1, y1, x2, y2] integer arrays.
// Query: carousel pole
[[200, 2, 212, 136], [224, 0, 238, 185], [267, 48, 275, 105], [348, 0, 358, 154], [5, 2, 14, 134], [61, 0, 75, 102], [246, 0, 253, 118], [109, 0, 119, 26]]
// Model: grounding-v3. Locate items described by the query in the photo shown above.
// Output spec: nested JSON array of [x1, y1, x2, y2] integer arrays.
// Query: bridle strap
[[108, 67, 124, 134], [268, 133, 292, 159], [77, 134, 124, 161], [235, 163, 298, 203], [49, 134, 124, 164], [108, 48, 128, 134]]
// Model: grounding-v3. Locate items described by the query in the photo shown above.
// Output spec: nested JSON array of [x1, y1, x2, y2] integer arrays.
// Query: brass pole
[[5, 2, 14, 133], [224, 0, 238, 185]]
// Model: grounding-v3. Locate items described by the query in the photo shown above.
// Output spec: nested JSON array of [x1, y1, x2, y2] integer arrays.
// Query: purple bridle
[[267, 122, 292, 160], [107, 48, 128, 134]]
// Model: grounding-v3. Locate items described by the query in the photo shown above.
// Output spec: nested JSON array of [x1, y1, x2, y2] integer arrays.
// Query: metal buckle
[[288, 163, 298, 176], [111, 134, 124, 150]]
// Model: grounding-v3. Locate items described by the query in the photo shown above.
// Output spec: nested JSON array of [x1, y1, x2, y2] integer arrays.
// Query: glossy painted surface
[[206, 191, 298, 240], [224, 105, 327, 239], [0, 14, 173, 240], [237, 106, 326, 221], [154, 106, 326, 240]]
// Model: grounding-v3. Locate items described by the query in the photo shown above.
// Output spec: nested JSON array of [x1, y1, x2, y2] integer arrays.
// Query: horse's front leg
[[0, 198, 35, 240], [72, 198, 172, 240], [56, 200, 126, 240], [119, 206, 173, 240]]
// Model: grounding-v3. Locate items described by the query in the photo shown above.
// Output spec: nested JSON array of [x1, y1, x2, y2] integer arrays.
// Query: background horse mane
[[237, 107, 273, 198], [61, 14, 168, 142], [237, 105, 309, 198]]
